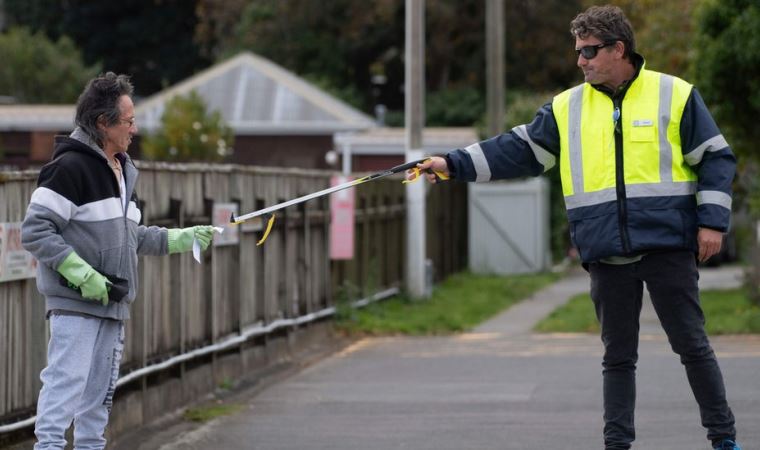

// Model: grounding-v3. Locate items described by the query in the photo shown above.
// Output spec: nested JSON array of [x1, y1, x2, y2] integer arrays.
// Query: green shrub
[[0, 27, 98, 103], [141, 91, 234, 162]]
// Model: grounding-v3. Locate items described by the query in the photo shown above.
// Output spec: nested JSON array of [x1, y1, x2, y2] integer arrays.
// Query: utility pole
[[405, 0, 428, 298], [486, 0, 505, 137]]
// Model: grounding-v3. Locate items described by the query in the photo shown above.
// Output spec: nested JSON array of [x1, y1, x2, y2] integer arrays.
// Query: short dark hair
[[74, 72, 134, 146], [570, 5, 636, 59]]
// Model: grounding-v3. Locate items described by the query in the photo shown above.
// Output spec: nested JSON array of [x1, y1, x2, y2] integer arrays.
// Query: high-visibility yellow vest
[[552, 68, 696, 211]]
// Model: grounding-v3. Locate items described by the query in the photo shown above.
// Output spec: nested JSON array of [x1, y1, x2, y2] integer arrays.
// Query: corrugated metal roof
[[334, 127, 479, 155], [136, 52, 375, 135], [0, 105, 75, 131]]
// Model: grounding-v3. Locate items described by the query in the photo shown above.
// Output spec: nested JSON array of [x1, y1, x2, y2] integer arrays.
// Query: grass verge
[[534, 288, 760, 335], [533, 292, 598, 334], [183, 403, 244, 422], [702, 288, 760, 334], [335, 271, 560, 335]]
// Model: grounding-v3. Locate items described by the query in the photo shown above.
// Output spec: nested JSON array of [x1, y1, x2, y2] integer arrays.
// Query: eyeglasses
[[575, 41, 617, 60], [119, 117, 136, 128]]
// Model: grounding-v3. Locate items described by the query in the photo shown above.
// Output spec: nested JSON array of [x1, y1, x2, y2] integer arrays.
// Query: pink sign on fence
[[330, 175, 355, 260]]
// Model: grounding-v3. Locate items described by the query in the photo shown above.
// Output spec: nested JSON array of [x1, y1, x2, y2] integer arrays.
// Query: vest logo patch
[[632, 119, 654, 127]]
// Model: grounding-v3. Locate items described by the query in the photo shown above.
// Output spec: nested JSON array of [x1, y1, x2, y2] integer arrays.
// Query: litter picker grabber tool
[[230, 158, 448, 245]]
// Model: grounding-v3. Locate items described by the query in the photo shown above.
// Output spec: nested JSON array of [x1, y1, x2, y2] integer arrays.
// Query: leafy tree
[[692, 0, 760, 164], [0, 27, 98, 103], [502, 0, 584, 91], [194, 0, 250, 60], [386, 86, 486, 127], [632, 0, 696, 77], [588, 0, 698, 77], [4, 0, 210, 97], [141, 91, 234, 162], [426, 86, 484, 127], [1, 0, 64, 35]]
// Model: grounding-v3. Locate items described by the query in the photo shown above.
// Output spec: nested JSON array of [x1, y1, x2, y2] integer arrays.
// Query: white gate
[[468, 177, 551, 274]]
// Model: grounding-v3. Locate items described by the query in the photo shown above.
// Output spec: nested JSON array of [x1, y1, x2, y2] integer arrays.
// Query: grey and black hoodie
[[22, 128, 168, 320]]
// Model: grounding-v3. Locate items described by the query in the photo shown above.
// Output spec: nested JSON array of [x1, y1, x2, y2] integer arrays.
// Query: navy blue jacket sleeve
[[446, 102, 561, 182], [680, 88, 735, 232]]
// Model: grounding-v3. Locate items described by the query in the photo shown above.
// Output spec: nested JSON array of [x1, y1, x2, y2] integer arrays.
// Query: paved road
[[123, 266, 760, 450]]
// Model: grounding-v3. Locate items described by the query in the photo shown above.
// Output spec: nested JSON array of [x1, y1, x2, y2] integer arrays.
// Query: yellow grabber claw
[[256, 214, 276, 246], [402, 167, 422, 184], [401, 159, 450, 184], [228, 212, 276, 246]]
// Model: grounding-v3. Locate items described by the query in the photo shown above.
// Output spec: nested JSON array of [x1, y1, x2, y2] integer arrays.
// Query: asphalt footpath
[[120, 265, 760, 450]]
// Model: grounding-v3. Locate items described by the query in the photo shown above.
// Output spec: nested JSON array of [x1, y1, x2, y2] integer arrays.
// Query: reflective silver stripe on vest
[[568, 85, 585, 194], [658, 74, 674, 183], [627, 181, 696, 198], [684, 134, 729, 166], [512, 124, 556, 171], [697, 190, 732, 210], [464, 142, 492, 182], [564, 181, 696, 210], [564, 188, 616, 209]]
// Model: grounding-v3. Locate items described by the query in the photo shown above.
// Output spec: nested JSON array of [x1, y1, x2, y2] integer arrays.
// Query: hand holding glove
[[168, 225, 215, 254], [57, 252, 111, 306]]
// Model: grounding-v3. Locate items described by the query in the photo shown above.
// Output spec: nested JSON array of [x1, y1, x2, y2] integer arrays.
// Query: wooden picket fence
[[0, 161, 467, 441]]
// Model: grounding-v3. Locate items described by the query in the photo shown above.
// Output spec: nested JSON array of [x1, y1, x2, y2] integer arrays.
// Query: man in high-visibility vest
[[412, 5, 739, 450]]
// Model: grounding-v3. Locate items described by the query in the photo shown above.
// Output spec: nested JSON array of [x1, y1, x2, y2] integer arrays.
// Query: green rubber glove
[[168, 225, 215, 254], [57, 252, 111, 306]]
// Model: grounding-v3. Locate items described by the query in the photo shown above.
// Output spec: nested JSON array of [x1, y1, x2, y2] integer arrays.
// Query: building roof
[[136, 52, 376, 135], [334, 127, 479, 155], [0, 105, 75, 131]]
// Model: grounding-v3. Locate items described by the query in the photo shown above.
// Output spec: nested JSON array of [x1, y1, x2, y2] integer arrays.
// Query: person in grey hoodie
[[21, 72, 215, 450]]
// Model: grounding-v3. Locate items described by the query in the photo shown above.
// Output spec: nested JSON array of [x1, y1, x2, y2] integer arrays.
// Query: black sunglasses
[[575, 41, 617, 59]]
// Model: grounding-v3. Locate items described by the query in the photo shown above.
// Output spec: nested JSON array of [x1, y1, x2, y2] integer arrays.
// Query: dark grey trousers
[[589, 250, 736, 449]]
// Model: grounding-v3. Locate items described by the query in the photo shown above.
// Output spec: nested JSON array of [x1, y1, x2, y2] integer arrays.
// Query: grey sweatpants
[[34, 314, 125, 450]]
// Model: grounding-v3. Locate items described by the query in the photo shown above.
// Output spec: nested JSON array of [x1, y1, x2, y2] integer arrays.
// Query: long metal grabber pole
[[230, 158, 446, 225], [230, 158, 448, 246]]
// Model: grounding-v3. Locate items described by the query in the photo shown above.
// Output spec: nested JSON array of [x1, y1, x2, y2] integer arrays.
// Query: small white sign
[[212, 203, 239, 247]]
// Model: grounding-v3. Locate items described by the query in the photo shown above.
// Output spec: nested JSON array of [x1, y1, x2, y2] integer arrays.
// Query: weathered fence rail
[[0, 161, 467, 443]]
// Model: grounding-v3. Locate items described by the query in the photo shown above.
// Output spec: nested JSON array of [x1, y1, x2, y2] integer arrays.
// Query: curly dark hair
[[74, 72, 134, 146], [570, 5, 636, 60]]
